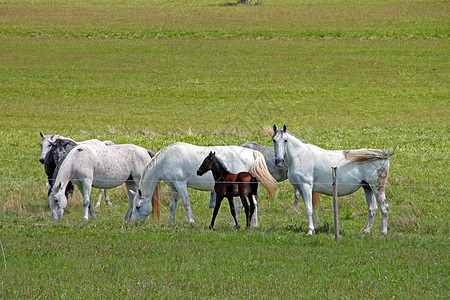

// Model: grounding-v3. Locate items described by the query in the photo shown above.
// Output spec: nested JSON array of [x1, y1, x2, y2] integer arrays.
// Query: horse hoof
[[306, 229, 315, 235]]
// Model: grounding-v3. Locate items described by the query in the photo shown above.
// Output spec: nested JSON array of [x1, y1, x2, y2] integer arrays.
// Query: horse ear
[[273, 124, 277, 133], [283, 124, 287, 133], [40, 132, 44, 138]]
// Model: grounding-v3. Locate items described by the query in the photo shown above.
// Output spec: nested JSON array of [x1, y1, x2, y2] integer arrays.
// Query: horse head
[[48, 182, 68, 220], [39, 132, 57, 164], [272, 124, 287, 168], [130, 189, 152, 221], [196, 151, 216, 176]]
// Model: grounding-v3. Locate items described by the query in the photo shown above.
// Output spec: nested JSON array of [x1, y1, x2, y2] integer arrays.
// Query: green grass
[[0, 0, 449, 298]]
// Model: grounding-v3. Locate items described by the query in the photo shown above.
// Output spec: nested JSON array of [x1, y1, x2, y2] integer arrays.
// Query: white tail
[[249, 151, 278, 202]]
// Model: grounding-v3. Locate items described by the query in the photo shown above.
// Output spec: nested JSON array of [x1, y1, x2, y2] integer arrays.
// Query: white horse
[[48, 144, 159, 221], [131, 142, 277, 226], [272, 125, 394, 236], [39, 132, 115, 206]]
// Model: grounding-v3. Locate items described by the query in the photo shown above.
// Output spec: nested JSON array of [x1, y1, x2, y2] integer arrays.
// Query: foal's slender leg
[[210, 195, 224, 229], [228, 197, 240, 229], [248, 193, 256, 228], [240, 193, 250, 229], [362, 185, 378, 235]]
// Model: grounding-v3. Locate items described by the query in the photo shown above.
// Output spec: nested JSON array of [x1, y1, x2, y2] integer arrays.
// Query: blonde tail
[[249, 151, 278, 202], [150, 182, 162, 221]]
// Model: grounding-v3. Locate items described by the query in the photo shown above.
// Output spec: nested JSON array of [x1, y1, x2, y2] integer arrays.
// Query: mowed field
[[0, 0, 449, 298]]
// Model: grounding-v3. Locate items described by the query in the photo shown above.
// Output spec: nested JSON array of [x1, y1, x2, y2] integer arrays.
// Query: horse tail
[[249, 151, 277, 202], [150, 182, 162, 221], [343, 148, 395, 163]]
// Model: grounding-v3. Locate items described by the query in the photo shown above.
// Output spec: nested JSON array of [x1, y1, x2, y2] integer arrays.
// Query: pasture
[[0, 0, 448, 298]]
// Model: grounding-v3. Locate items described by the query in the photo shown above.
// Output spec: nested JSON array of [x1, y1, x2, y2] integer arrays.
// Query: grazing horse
[[273, 124, 394, 235], [131, 142, 277, 224], [197, 152, 258, 229], [39, 132, 115, 206], [48, 144, 159, 221]]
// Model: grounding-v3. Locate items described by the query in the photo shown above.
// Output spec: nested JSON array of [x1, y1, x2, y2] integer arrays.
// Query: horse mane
[[212, 154, 231, 174], [51, 140, 78, 182], [344, 148, 395, 163]]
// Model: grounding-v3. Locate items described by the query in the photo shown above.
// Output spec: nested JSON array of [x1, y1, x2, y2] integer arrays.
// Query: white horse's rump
[[132, 142, 277, 225], [48, 144, 157, 221], [273, 124, 394, 236]]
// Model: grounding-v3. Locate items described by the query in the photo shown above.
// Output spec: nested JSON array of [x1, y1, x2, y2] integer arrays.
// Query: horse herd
[[39, 124, 394, 235]]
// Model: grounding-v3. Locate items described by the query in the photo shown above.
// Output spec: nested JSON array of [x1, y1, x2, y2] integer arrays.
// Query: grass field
[[1, 0, 449, 298]]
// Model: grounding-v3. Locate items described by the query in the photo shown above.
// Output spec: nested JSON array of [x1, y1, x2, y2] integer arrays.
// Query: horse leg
[[104, 189, 110, 205], [372, 184, 389, 236], [210, 195, 223, 230], [298, 183, 316, 235], [209, 191, 216, 209], [169, 188, 179, 223], [96, 189, 110, 207], [239, 194, 250, 229], [248, 193, 256, 229], [174, 183, 195, 224], [231, 197, 243, 226], [79, 181, 95, 220], [362, 185, 378, 235], [228, 197, 240, 229], [250, 192, 259, 227], [124, 179, 137, 222], [96, 189, 103, 208], [293, 188, 302, 209]]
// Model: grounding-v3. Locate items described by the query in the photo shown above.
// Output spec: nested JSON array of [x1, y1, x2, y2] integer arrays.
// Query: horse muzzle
[[275, 159, 284, 168], [39, 157, 45, 164]]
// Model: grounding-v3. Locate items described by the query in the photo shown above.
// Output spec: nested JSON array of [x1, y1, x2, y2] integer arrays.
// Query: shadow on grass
[[284, 221, 345, 235]]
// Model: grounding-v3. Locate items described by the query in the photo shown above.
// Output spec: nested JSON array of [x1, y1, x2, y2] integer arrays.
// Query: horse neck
[[140, 157, 162, 196], [210, 160, 229, 182], [52, 156, 73, 191], [285, 133, 306, 163]]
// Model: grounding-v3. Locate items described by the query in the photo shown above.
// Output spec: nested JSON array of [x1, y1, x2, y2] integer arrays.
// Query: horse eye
[[284, 139, 288, 143], [136, 205, 141, 210]]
